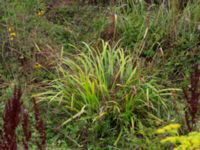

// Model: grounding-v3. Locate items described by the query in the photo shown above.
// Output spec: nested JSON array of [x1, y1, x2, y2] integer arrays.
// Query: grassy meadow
[[0, 0, 200, 149]]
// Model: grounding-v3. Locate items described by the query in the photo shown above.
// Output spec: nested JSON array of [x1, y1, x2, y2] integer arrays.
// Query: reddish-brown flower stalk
[[32, 98, 46, 150], [0, 89, 46, 150], [0, 87, 22, 150], [183, 64, 200, 131], [22, 108, 32, 150]]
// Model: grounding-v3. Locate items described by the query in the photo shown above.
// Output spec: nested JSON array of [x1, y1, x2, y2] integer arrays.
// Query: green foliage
[[35, 42, 177, 131], [117, 2, 200, 64], [117, 2, 147, 50], [1, 0, 200, 149], [46, 4, 108, 45]]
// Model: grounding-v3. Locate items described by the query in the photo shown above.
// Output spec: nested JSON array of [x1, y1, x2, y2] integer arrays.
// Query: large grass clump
[[35, 42, 177, 132]]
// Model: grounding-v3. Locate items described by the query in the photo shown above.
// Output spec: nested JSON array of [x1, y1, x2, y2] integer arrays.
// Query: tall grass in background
[[117, 1, 200, 54], [115, 1, 200, 84], [35, 41, 178, 131]]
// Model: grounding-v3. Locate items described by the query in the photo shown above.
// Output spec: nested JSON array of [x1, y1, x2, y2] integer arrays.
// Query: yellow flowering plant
[[37, 10, 45, 16], [161, 132, 200, 150], [156, 124, 200, 150], [7, 26, 16, 41], [34, 63, 42, 70], [8, 27, 13, 32], [156, 123, 181, 134]]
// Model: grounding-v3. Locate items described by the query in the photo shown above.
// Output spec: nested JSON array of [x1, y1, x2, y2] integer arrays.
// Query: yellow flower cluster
[[160, 136, 178, 143], [8, 26, 16, 41], [156, 123, 181, 134], [34, 63, 42, 69], [37, 10, 45, 16], [160, 132, 200, 150]]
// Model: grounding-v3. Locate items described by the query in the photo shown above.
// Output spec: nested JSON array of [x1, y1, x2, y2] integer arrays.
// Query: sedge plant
[[35, 41, 178, 133]]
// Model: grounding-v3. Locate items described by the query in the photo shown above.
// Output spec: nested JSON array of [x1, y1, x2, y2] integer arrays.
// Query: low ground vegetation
[[0, 0, 199, 149]]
